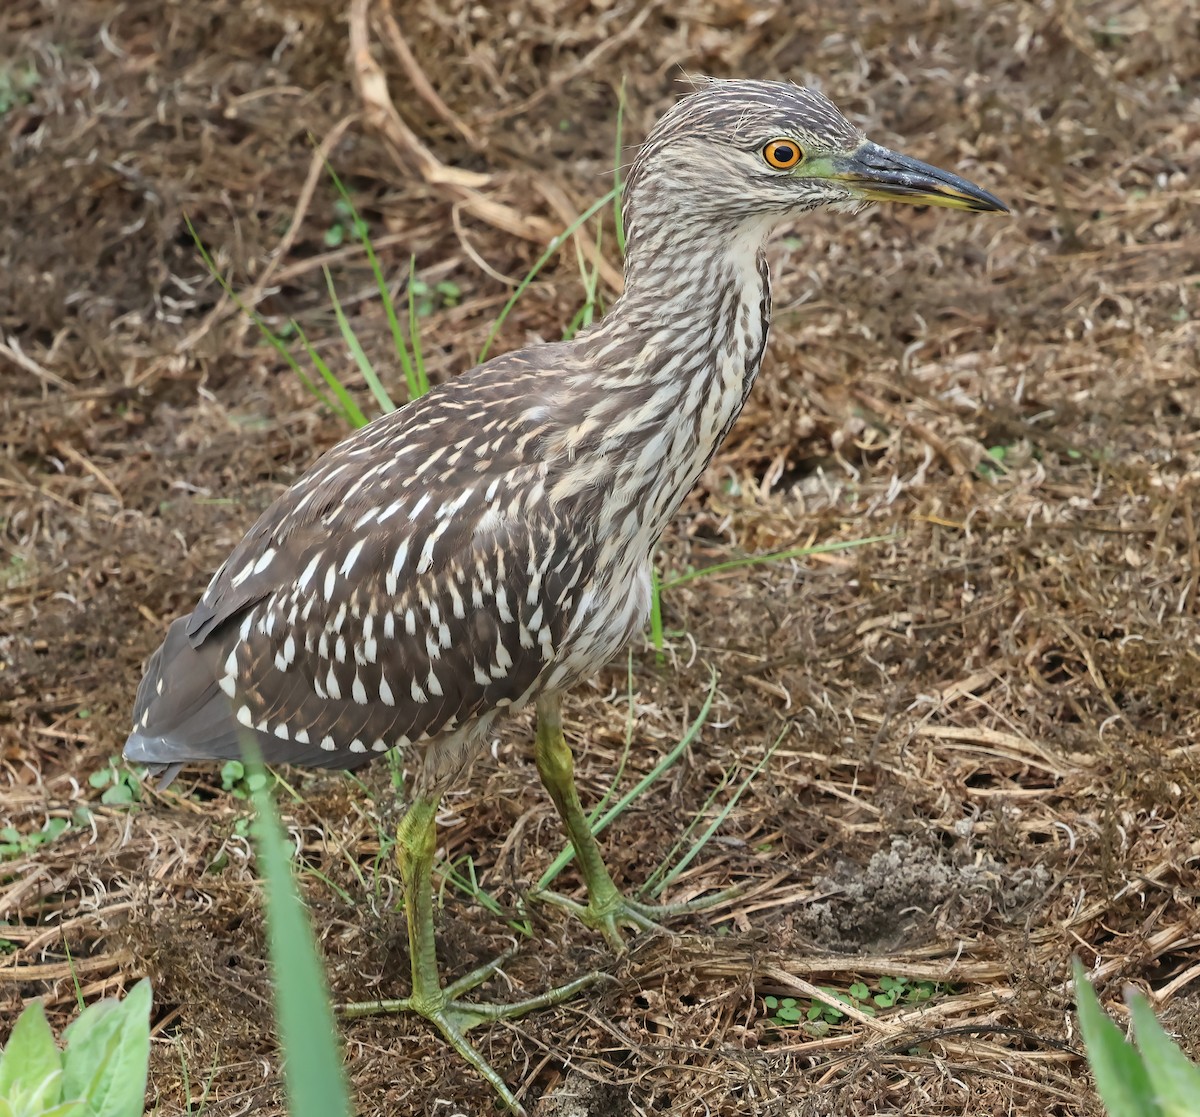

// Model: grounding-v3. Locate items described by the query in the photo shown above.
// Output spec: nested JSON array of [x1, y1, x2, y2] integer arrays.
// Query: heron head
[[623, 79, 1007, 243]]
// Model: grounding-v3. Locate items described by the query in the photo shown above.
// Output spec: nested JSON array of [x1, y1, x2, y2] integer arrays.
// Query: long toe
[[538, 883, 743, 952], [339, 963, 610, 1114]]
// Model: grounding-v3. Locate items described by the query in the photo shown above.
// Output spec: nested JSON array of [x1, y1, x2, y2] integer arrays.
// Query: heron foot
[[340, 947, 609, 1115]]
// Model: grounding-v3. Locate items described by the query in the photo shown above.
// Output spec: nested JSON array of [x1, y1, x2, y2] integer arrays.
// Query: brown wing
[[125, 359, 596, 776]]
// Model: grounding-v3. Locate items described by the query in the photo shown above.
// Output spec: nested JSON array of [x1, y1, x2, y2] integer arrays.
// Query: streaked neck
[[552, 221, 775, 554]]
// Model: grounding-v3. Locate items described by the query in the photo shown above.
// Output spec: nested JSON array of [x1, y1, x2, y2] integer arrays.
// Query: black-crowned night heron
[[126, 79, 1005, 1111]]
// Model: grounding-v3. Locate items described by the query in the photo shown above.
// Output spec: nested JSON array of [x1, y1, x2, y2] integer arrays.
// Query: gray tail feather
[[125, 614, 375, 786]]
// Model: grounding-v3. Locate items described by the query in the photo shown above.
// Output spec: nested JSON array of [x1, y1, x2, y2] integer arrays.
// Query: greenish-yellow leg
[[340, 795, 605, 1116], [533, 695, 732, 953]]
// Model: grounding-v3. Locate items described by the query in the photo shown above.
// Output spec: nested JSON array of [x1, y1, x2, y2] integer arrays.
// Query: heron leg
[[339, 794, 607, 1116], [533, 695, 731, 953]]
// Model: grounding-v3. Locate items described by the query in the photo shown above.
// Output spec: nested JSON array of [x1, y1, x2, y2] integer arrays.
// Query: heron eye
[[763, 139, 803, 169]]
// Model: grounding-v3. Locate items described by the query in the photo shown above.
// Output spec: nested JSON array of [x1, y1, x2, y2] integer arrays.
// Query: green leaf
[[87, 769, 111, 789], [43, 819, 68, 842], [99, 784, 133, 806], [246, 751, 353, 1117], [1073, 959, 1159, 1117], [1127, 990, 1200, 1116], [61, 978, 151, 1117], [849, 982, 870, 1002], [0, 999, 62, 1100], [775, 1005, 802, 1023], [221, 760, 245, 787], [22, 1068, 66, 1112], [36, 1103, 87, 1117], [246, 772, 269, 794]]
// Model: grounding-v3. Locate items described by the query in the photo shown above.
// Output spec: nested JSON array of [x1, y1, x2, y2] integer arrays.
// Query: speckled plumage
[[125, 78, 1004, 796], [124, 79, 1008, 1114]]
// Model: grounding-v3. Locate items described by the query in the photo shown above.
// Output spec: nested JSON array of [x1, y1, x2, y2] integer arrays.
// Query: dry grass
[[2, 0, 1198, 1113]]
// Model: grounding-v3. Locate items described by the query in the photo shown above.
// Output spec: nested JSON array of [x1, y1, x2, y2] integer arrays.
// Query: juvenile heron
[[126, 79, 1005, 1110]]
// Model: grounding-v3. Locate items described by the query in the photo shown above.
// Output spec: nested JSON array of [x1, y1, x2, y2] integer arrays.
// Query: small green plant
[[764, 976, 949, 1033], [762, 995, 803, 1026], [0, 818, 69, 861], [323, 197, 369, 248], [219, 759, 271, 800], [874, 973, 938, 1007], [408, 276, 461, 317], [1074, 957, 1200, 1117], [976, 443, 1011, 477], [813, 982, 875, 1023], [0, 62, 39, 117], [0, 978, 151, 1117], [87, 759, 142, 806]]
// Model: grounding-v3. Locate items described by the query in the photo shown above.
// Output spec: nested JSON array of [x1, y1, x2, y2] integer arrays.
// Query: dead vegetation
[[2, 0, 1198, 1113]]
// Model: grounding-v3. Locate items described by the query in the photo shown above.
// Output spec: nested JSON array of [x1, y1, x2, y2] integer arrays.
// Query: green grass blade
[[586, 666, 719, 836], [296, 859, 355, 907], [1073, 958, 1159, 1117], [185, 215, 358, 424], [324, 266, 394, 418], [660, 535, 894, 592], [406, 259, 430, 398], [1127, 988, 1200, 1115], [322, 162, 404, 410], [641, 766, 732, 896], [438, 856, 531, 938], [385, 256, 422, 402], [585, 651, 638, 827], [646, 725, 783, 898], [477, 188, 617, 365], [648, 564, 665, 664], [563, 225, 603, 340], [535, 667, 719, 892], [245, 744, 354, 1117], [561, 302, 592, 341], [291, 319, 369, 428]]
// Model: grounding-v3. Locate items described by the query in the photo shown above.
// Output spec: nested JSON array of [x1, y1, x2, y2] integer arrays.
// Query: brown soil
[[3, 1, 1198, 1114]]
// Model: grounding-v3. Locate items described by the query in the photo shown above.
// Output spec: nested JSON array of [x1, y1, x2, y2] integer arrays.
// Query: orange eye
[[763, 139, 803, 169]]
